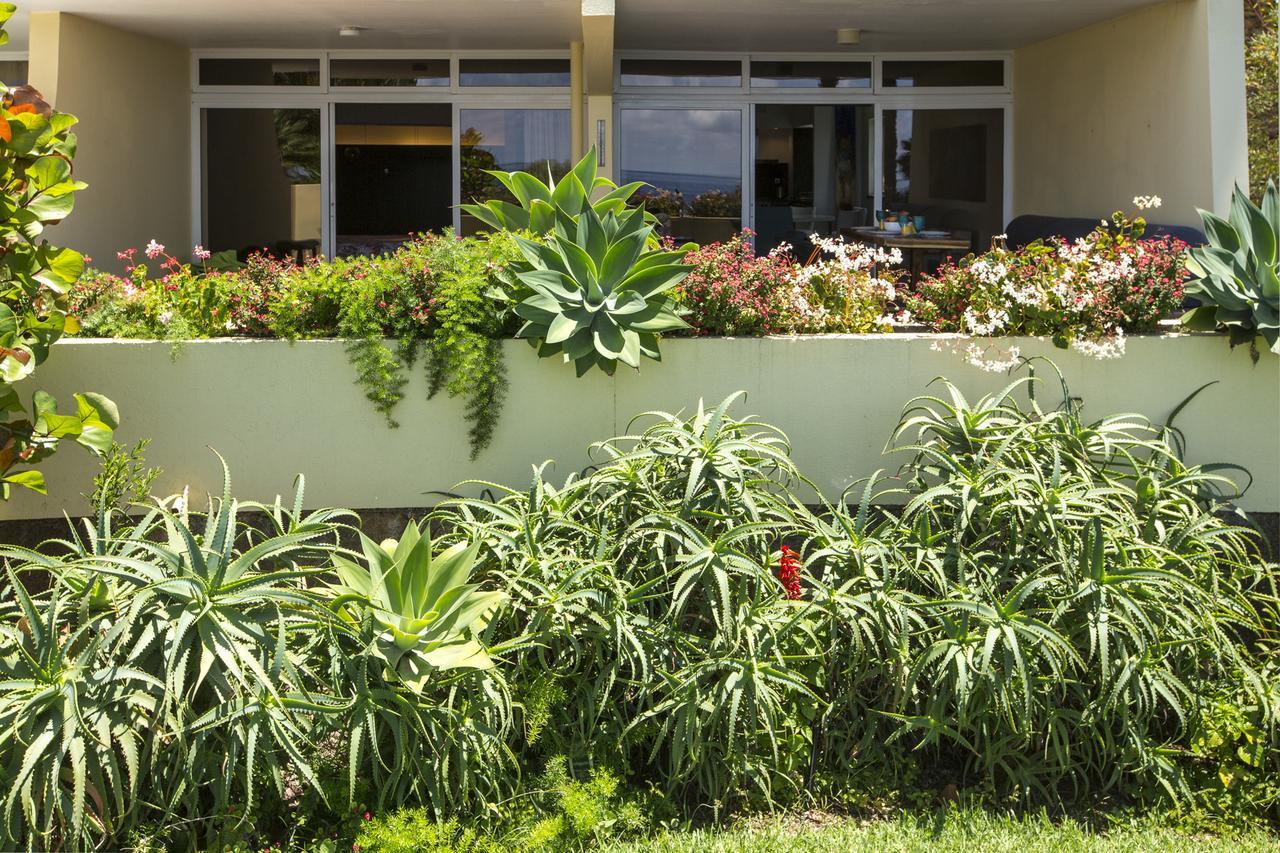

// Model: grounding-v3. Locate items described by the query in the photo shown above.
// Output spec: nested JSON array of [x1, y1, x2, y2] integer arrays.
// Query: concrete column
[[1201, 0, 1249, 212], [581, 0, 614, 181], [27, 12, 191, 272], [570, 40, 585, 162]]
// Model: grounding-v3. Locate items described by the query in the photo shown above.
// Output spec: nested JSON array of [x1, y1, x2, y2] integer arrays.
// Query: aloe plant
[[328, 521, 504, 692], [1182, 180, 1279, 358]]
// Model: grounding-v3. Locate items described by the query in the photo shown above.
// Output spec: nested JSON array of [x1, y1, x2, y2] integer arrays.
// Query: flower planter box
[[4, 333, 1277, 521]]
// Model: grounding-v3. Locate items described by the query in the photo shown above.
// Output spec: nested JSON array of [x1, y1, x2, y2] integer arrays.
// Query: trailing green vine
[[421, 232, 521, 458], [333, 231, 520, 454], [72, 234, 521, 458]]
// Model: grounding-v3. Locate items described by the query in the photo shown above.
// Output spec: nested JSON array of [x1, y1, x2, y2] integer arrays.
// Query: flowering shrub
[[688, 188, 742, 218], [676, 233, 794, 336], [906, 203, 1187, 358], [677, 233, 900, 336], [70, 232, 521, 455], [784, 235, 900, 334], [634, 188, 684, 219]]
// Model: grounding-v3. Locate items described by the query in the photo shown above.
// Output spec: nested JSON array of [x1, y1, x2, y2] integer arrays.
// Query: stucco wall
[[26, 12, 190, 273], [1013, 0, 1248, 225], [2, 335, 1276, 521]]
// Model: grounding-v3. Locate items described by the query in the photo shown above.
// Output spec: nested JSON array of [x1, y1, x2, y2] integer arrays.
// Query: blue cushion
[[1004, 214, 1205, 250]]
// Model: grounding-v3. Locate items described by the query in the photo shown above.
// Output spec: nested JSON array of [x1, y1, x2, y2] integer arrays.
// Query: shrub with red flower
[[777, 545, 802, 600], [676, 232, 794, 336]]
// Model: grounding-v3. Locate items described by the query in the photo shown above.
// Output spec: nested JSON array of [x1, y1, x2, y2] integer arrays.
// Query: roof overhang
[[0, 0, 1170, 52]]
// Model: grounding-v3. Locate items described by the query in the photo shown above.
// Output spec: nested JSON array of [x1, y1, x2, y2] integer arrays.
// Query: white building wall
[[1013, 0, 1249, 225]]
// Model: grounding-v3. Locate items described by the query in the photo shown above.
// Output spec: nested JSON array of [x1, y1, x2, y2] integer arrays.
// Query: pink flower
[[145, 239, 165, 259], [193, 244, 212, 262]]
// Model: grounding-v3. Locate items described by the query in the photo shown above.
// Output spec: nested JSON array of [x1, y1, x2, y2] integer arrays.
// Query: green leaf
[[2, 469, 45, 493]]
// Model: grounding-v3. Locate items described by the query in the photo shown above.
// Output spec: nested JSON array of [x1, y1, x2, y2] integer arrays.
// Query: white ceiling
[[616, 0, 1168, 52], [1, 0, 1168, 52]]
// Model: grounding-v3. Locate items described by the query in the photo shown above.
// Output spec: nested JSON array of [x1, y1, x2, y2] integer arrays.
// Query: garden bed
[[5, 331, 1276, 521]]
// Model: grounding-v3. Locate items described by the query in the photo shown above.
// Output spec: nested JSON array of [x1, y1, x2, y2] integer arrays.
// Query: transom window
[[329, 58, 449, 88], [198, 57, 321, 87], [458, 58, 571, 87], [750, 60, 871, 89], [881, 59, 1005, 88], [619, 59, 742, 87]]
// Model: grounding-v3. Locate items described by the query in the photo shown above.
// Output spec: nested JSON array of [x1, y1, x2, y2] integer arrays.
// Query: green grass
[[610, 810, 1280, 853]]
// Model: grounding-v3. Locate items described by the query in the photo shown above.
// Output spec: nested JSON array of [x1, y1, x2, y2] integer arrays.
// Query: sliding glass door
[[458, 108, 572, 235], [200, 107, 322, 261], [332, 102, 452, 257], [618, 106, 744, 245], [880, 107, 1005, 253], [752, 103, 873, 255]]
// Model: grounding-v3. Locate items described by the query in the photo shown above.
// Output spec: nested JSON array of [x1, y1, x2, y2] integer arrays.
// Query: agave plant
[[460, 147, 691, 375], [459, 147, 651, 234], [510, 205, 691, 376], [1182, 180, 1279, 358], [327, 521, 505, 692]]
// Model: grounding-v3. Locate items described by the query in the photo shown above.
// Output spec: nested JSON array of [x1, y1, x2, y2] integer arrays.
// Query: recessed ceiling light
[[338, 25, 364, 37], [836, 28, 861, 45]]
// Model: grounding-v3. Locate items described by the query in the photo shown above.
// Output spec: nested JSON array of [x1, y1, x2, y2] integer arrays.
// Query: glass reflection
[[202, 108, 321, 262], [620, 108, 742, 244]]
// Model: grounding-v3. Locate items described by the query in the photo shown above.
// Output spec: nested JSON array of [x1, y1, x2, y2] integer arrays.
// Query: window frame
[[190, 49, 572, 254], [191, 49, 328, 94], [614, 49, 1013, 239]]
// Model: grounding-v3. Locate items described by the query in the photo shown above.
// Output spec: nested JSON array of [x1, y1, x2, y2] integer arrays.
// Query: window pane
[[460, 109, 571, 234], [330, 58, 448, 87], [754, 104, 873, 255], [0, 60, 28, 87], [750, 61, 870, 89], [881, 59, 1004, 88], [203, 108, 321, 261], [619, 59, 741, 87], [620, 108, 742, 243], [459, 58, 570, 87], [881, 108, 1005, 251], [335, 103, 453, 256], [198, 58, 320, 87]]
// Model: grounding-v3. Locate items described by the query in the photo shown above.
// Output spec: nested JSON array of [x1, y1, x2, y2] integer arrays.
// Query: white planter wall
[[3, 334, 1277, 521]]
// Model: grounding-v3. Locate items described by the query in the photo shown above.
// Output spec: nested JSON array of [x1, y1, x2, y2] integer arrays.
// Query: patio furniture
[[274, 239, 321, 264], [1005, 214, 1206, 249], [666, 215, 741, 245], [836, 208, 868, 231], [754, 205, 807, 255], [844, 226, 972, 281]]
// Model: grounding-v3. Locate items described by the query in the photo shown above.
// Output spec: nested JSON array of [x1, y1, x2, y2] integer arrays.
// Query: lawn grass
[[611, 809, 1280, 852]]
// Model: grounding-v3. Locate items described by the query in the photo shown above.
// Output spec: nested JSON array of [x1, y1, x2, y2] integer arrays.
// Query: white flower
[[1072, 328, 1127, 359], [158, 310, 173, 326], [145, 239, 165, 259], [192, 244, 212, 262], [964, 343, 1022, 373], [1132, 194, 1163, 210], [962, 307, 1009, 336]]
